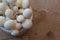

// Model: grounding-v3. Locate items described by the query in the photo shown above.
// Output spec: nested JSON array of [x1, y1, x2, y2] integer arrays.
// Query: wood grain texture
[[0, 0, 60, 40]]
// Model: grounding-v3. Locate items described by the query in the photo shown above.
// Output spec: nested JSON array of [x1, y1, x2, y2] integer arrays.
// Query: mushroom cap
[[15, 0, 22, 7], [16, 15, 25, 22], [0, 3, 9, 11], [22, 19, 32, 29], [23, 8, 33, 18], [13, 6, 18, 12], [16, 23, 22, 30], [11, 30, 19, 36], [5, 9, 15, 19], [22, 0, 29, 8], [4, 20, 16, 30], [18, 9, 24, 14], [0, 16, 6, 27]]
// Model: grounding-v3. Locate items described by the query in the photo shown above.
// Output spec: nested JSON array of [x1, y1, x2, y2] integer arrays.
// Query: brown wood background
[[0, 0, 60, 40]]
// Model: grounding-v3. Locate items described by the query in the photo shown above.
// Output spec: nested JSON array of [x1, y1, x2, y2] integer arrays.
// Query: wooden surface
[[1, 0, 60, 40]]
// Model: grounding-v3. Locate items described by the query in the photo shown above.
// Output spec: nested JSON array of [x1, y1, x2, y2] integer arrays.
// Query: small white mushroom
[[11, 30, 19, 36], [15, 0, 22, 7], [22, 0, 30, 8], [0, 3, 9, 11], [4, 20, 16, 30], [16, 15, 25, 23], [0, 3, 9, 15], [16, 23, 22, 30], [5, 9, 16, 19], [0, 27, 19, 36], [13, 6, 18, 12], [18, 9, 24, 14], [0, 16, 6, 27], [23, 8, 33, 18], [22, 19, 32, 29]]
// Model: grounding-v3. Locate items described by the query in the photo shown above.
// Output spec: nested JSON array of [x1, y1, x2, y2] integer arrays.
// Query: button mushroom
[[22, 19, 32, 29], [22, 0, 30, 8], [15, 0, 22, 7], [13, 6, 18, 12], [0, 3, 9, 15], [23, 8, 33, 18], [16, 23, 22, 30], [4, 20, 16, 30], [16, 15, 25, 23], [5, 9, 16, 19], [0, 3, 9, 11], [11, 30, 19, 36], [18, 9, 24, 15]]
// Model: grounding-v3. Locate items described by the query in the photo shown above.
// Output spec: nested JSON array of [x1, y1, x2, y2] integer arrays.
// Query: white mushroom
[[0, 3, 9, 11], [4, 20, 16, 30], [18, 9, 24, 14], [22, 19, 32, 29], [13, 6, 18, 12], [16, 15, 25, 23], [0, 27, 19, 36], [5, 9, 16, 19], [23, 8, 33, 18], [22, 0, 30, 8], [0, 3, 9, 15], [0, 16, 6, 27], [15, 0, 22, 7], [11, 30, 19, 36], [16, 23, 22, 30]]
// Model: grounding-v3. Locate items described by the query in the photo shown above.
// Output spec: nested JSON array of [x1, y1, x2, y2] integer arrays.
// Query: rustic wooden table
[[0, 0, 60, 40]]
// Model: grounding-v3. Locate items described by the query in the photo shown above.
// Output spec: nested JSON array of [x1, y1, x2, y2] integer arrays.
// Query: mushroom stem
[[0, 27, 12, 33], [0, 27, 20, 36]]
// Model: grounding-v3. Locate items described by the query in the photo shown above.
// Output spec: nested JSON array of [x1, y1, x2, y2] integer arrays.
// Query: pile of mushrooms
[[0, 0, 33, 36]]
